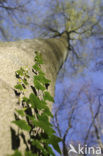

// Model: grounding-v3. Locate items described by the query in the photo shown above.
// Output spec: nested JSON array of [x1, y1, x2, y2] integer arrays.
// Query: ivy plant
[[9, 51, 62, 156]]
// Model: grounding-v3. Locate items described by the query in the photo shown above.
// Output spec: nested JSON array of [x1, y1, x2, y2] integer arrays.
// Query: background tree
[[52, 80, 103, 155]]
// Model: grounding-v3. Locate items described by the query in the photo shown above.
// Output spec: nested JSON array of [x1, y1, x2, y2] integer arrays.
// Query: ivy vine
[[9, 51, 62, 156]]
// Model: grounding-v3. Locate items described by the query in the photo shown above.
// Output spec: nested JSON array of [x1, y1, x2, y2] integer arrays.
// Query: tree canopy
[[0, 0, 102, 41]]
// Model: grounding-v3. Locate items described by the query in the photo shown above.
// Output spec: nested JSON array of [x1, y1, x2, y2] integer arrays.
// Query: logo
[[68, 144, 101, 155], [69, 144, 78, 154]]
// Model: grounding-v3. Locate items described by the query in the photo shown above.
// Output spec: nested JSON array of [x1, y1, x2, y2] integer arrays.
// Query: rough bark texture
[[0, 33, 69, 155]]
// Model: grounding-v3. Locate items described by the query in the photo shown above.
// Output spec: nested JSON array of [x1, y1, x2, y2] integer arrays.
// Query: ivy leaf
[[29, 93, 42, 109], [43, 107, 53, 118], [39, 100, 48, 110], [43, 91, 54, 102], [38, 113, 49, 123], [35, 52, 43, 64], [48, 135, 62, 154], [14, 84, 23, 91], [23, 96, 30, 103], [31, 140, 48, 155], [15, 109, 25, 117], [46, 146, 55, 156], [12, 120, 31, 131], [38, 70, 45, 76], [32, 140, 44, 150], [34, 79, 45, 91], [34, 74, 50, 85], [16, 68, 24, 76], [35, 120, 55, 135], [22, 79, 28, 85], [33, 63, 41, 72]]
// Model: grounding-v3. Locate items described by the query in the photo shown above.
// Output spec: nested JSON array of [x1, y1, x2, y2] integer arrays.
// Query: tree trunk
[[0, 33, 69, 155]]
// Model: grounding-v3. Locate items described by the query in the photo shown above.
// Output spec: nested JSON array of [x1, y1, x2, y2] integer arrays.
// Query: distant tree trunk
[[0, 32, 69, 155], [63, 141, 69, 156]]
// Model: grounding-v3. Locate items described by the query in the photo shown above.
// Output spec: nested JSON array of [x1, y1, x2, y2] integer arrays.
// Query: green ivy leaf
[[38, 113, 49, 123], [22, 79, 28, 85], [12, 120, 31, 131], [32, 140, 44, 151], [43, 107, 53, 118], [33, 63, 41, 72], [15, 109, 26, 117], [34, 79, 45, 91], [34, 74, 50, 85], [29, 93, 42, 109], [23, 96, 30, 103], [48, 135, 62, 154], [32, 140, 49, 155], [43, 91, 54, 102], [16, 68, 24, 76], [14, 84, 23, 91], [35, 120, 55, 135], [35, 52, 43, 64], [46, 146, 55, 156]]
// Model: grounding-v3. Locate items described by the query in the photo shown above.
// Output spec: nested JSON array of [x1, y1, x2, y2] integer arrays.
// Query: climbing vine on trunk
[[9, 51, 62, 156]]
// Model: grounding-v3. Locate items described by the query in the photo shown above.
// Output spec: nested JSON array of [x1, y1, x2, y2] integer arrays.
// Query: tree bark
[[0, 33, 69, 155]]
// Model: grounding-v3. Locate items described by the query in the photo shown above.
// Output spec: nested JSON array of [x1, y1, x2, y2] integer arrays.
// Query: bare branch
[[84, 94, 102, 145]]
